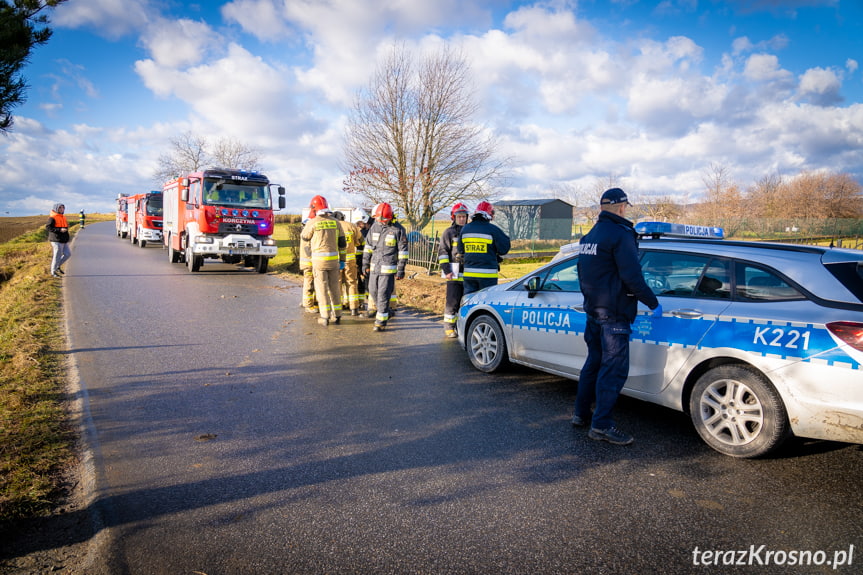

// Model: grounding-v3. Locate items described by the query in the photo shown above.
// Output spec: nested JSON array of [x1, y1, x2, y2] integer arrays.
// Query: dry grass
[[0, 226, 76, 520]]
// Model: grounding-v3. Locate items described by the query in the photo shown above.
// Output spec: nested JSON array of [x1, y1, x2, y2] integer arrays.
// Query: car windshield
[[203, 181, 270, 208]]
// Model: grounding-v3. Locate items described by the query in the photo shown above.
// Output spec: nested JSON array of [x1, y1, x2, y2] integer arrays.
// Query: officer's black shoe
[[588, 427, 633, 445], [350, 309, 360, 316], [571, 415, 587, 428], [332, 316, 341, 325]]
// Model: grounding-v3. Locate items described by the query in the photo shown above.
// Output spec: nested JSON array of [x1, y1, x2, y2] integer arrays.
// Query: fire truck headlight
[[196, 236, 214, 244], [263, 238, 276, 246]]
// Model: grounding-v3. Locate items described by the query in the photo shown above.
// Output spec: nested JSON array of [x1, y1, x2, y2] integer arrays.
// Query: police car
[[457, 222, 863, 458]]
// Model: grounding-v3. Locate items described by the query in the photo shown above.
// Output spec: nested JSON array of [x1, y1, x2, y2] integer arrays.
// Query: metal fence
[[406, 230, 440, 275]]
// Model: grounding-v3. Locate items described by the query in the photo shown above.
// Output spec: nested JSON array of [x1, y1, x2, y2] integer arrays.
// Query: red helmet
[[450, 202, 470, 220], [373, 202, 394, 223], [474, 200, 494, 220], [310, 195, 329, 211]]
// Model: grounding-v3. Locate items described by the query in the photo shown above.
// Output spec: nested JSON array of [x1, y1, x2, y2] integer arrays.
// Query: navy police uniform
[[574, 205, 659, 433]]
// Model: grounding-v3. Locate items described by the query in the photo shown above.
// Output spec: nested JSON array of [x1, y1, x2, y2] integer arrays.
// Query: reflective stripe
[[461, 233, 493, 242], [398, 251, 409, 260], [439, 255, 451, 263], [379, 265, 398, 274], [312, 251, 339, 261], [463, 267, 498, 278], [376, 312, 389, 322]]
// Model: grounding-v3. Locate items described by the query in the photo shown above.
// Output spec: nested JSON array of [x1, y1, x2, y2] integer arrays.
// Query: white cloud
[[53, 0, 152, 38], [744, 53, 792, 82], [798, 67, 843, 106], [140, 19, 218, 68], [221, 0, 290, 41]]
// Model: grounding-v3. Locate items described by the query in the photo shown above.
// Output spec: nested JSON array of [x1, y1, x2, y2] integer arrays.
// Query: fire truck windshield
[[203, 181, 270, 208], [146, 196, 163, 216]]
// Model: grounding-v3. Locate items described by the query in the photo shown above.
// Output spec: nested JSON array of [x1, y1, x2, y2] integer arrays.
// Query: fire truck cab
[[127, 191, 163, 248], [163, 168, 286, 273]]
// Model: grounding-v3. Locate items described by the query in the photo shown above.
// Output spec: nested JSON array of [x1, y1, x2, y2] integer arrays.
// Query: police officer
[[457, 200, 511, 295], [572, 188, 662, 446], [438, 202, 470, 338], [362, 202, 408, 332]]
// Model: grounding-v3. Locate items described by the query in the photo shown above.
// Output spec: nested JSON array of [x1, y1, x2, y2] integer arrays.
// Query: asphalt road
[[59, 222, 862, 574]]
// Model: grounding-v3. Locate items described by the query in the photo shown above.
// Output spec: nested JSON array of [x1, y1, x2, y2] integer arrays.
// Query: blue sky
[[1, 0, 861, 217]]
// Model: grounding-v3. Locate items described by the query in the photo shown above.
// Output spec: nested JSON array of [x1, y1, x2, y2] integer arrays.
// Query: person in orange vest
[[301, 196, 346, 326], [47, 203, 71, 277]]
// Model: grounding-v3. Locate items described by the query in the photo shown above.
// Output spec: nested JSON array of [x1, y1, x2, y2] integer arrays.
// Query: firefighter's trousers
[[368, 272, 395, 323], [302, 267, 316, 310], [313, 266, 342, 319], [340, 258, 360, 310]]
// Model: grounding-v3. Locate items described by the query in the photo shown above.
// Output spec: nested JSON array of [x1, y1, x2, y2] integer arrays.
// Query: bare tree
[[153, 132, 261, 185], [550, 181, 594, 223], [342, 44, 507, 230], [692, 163, 745, 234], [211, 136, 260, 171]]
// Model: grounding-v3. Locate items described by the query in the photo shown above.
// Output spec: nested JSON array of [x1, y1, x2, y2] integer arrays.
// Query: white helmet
[[352, 209, 370, 225]]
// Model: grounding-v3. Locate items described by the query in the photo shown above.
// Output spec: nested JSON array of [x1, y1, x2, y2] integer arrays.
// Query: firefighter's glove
[[651, 304, 663, 318], [339, 260, 345, 270], [396, 270, 405, 280], [363, 267, 370, 276]]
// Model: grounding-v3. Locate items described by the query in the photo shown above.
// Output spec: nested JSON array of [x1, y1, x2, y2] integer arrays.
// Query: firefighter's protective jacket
[[337, 219, 362, 257], [437, 223, 463, 280], [363, 220, 408, 275], [457, 217, 511, 280], [301, 213, 346, 271]]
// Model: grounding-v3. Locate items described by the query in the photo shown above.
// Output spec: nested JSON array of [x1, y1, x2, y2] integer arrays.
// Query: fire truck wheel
[[139, 239, 147, 248], [186, 247, 202, 272], [167, 237, 181, 263], [255, 256, 269, 274]]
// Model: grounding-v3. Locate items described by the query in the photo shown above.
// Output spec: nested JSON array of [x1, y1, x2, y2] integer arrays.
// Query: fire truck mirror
[[278, 196, 286, 210], [277, 186, 285, 195]]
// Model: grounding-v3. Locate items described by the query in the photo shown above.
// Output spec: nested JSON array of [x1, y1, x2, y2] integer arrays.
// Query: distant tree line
[[554, 164, 863, 239]]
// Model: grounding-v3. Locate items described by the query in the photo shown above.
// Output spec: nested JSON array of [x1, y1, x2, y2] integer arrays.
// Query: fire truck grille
[[219, 222, 258, 235]]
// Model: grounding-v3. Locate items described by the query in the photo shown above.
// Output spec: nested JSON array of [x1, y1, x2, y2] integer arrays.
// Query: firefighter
[[457, 200, 511, 295], [362, 202, 408, 332], [438, 202, 470, 338], [301, 196, 346, 326], [334, 211, 363, 315], [299, 211, 317, 313], [353, 211, 369, 310]]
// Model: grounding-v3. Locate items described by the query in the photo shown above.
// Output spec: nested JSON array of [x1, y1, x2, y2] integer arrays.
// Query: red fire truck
[[115, 194, 130, 238], [127, 191, 163, 248], [162, 168, 285, 273]]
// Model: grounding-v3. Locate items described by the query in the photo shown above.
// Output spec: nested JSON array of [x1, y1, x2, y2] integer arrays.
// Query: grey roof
[[493, 198, 572, 207]]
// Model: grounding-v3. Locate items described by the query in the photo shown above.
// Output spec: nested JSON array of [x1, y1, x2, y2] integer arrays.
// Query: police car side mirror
[[525, 276, 541, 298]]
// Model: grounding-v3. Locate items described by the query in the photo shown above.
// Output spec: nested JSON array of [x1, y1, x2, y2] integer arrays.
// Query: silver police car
[[457, 222, 863, 457]]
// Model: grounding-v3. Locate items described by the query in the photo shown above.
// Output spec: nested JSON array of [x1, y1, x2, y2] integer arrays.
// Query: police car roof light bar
[[635, 221, 725, 240]]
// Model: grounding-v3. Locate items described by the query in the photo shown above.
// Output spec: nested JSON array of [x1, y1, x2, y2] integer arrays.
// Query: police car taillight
[[827, 322, 863, 352], [635, 221, 725, 239]]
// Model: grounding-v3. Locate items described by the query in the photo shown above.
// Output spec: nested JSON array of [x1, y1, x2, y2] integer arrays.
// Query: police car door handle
[[672, 309, 703, 319]]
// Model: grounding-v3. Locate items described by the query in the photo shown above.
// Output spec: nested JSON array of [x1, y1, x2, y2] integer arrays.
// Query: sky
[[1, 0, 862, 218]]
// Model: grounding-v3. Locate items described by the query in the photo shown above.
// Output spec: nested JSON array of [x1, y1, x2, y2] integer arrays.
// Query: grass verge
[[0, 225, 78, 521]]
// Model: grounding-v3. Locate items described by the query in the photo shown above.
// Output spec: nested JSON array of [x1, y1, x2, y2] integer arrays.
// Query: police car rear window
[[735, 263, 805, 302], [824, 262, 863, 304]]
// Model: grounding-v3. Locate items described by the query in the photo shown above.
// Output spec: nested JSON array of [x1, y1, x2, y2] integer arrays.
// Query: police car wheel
[[466, 315, 509, 373], [689, 365, 790, 458]]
